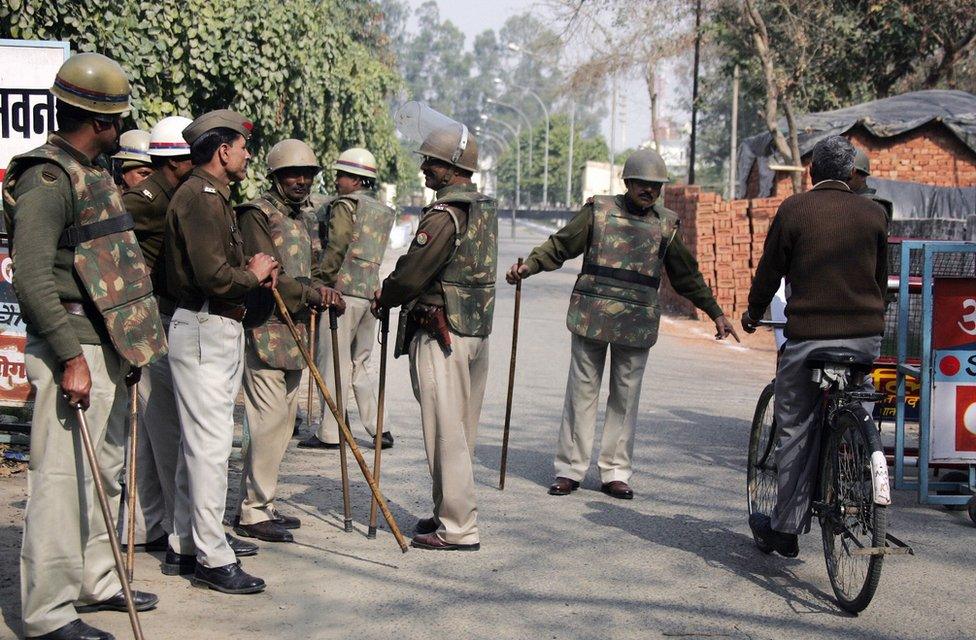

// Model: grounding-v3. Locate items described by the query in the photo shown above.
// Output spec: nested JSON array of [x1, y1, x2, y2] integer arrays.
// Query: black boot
[[191, 563, 266, 595]]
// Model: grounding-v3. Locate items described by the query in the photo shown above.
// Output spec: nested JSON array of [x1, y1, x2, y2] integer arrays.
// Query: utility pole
[[610, 74, 617, 194], [729, 64, 740, 199], [566, 97, 575, 207], [688, 0, 702, 184]]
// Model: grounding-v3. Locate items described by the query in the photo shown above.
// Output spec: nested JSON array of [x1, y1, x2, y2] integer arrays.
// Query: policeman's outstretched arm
[[714, 315, 741, 342]]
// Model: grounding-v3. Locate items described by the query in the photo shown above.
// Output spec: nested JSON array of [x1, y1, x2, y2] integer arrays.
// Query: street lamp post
[[481, 114, 521, 237], [494, 77, 550, 208], [485, 97, 534, 183]]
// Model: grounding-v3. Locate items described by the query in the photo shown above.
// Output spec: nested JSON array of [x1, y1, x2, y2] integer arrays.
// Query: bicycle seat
[[804, 347, 874, 370]]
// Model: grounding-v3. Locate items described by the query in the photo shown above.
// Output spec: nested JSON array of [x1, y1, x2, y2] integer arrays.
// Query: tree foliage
[[1, 0, 404, 198], [696, 0, 976, 188], [493, 114, 608, 207]]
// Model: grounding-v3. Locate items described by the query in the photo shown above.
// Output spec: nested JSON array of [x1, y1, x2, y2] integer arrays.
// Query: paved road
[[0, 226, 972, 640]]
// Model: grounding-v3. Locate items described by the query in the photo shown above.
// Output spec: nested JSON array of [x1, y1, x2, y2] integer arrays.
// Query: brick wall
[[661, 186, 785, 321], [752, 122, 976, 198]]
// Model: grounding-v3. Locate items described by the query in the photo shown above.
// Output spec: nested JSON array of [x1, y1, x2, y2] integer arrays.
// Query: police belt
[[580, 263, 660, 289], [58, 213, 135, 249], [178, 297, 246, 323]]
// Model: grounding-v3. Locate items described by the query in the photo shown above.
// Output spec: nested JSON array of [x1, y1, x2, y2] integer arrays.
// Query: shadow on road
[[581, 501, 850, 618]]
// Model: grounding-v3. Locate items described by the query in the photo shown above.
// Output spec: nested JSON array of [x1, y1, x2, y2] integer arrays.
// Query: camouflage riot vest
[[2, 141, 167, 367], [301, 199, 324, 268], [566, 195, 678, 349], [335, 191, 396, 300], [239, 193, 311, 370], [428, 188, 498, 337]]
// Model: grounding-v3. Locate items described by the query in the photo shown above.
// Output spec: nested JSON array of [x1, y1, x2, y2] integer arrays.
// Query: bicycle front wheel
[[747, 382, 778, 521], [819, 405, 887, 613]]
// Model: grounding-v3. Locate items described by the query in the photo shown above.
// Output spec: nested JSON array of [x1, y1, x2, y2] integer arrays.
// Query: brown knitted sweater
[[747, 181, 888, 340]]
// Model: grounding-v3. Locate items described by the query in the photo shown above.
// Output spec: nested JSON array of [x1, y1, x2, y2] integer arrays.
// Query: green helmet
[[112, 129, 152, 166], [419, 125, 479, 172], [853, 148, 871, 176], [266, 139, 321, 175], [622, 148, 670, 183], [333, 147, 378, 179], [51, 53, 131, 115]]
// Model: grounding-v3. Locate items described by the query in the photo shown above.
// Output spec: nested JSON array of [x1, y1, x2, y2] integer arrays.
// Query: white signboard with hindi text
[[0, 39, 70, 180]]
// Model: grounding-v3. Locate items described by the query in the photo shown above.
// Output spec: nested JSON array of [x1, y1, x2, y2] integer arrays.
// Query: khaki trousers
[[553, 334, 650, 485], [21, 337, 127, 637], [122, 314, 179, 544], [168, 308, 244, 569], [238, 349, 302, 525], [409, 331, 489, 545], [315, 296, 381, 444]]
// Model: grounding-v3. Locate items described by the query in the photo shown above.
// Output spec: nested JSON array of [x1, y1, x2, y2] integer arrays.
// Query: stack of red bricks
[[661, 186, 786, 321], [764, 124, 976, 199]]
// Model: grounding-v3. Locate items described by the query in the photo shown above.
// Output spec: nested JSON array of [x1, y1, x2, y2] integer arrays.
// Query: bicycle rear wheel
[[747, 382, 778, 522], [819, 405, 887, 613]]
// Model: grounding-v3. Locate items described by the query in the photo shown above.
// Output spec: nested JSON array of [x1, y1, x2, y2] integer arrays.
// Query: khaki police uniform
[[165, 155, 259, 568], [523, 194, 723, 485], [380, 183, 497, 545], [314, 190, 396, 444], [4, 135, 167, 636], [236, 190, 323, 525], [122, 169, 180, 545]]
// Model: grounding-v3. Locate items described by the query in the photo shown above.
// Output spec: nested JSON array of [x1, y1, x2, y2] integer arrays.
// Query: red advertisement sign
[[0, 243, 32, 406], [933, 278, 976, 350], [955, 384, 976, 452]]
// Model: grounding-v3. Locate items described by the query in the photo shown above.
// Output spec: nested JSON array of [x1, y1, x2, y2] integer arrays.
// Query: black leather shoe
[[297, 435, 339, 450], [28, 619, 114, 640], [415, 516, 438, 535], [191, 563, 266, 594], [76, 589, 158, 613], [749, 513, 800, 558], [234, 520, 294, 543], [226, 533, 258, 557], [380, 431, 394, 449], [272, 510, 301, 530], [161, 548, 196, 576]]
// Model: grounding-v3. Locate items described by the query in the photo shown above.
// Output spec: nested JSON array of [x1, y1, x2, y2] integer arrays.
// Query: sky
[[401, 0, 685, 154]]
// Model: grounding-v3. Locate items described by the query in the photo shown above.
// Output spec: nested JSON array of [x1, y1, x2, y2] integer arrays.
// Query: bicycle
[[746, 320, 912, 613]]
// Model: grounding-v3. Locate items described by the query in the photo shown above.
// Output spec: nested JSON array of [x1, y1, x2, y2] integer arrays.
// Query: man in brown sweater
[[742, 135, 888, 557]]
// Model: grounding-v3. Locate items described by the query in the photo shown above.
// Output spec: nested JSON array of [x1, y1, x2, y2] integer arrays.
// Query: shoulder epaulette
[[141, 188, 155, 201], [203, 185, 217, 194]]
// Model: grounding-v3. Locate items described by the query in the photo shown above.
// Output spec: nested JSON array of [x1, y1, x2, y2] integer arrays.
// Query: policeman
[[120, 115, 193, 551], [112, 129, 153, 189], [299, 147, 396, 451], [849, 147, 893, 223], [162, 109, 278, 594], [507, 149, 738, 500], [234, 139, 343, 543], [4, 53, 166, 640], [372, 124, 496, 551]]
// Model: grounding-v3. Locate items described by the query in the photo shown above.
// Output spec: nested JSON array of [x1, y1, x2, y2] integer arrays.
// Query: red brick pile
[[661, 186, 785, 321]]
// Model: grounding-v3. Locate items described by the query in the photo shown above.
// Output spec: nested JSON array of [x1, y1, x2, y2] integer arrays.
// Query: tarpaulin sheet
[[869, 177, 976, 220], [737, 90, 976, 198]]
